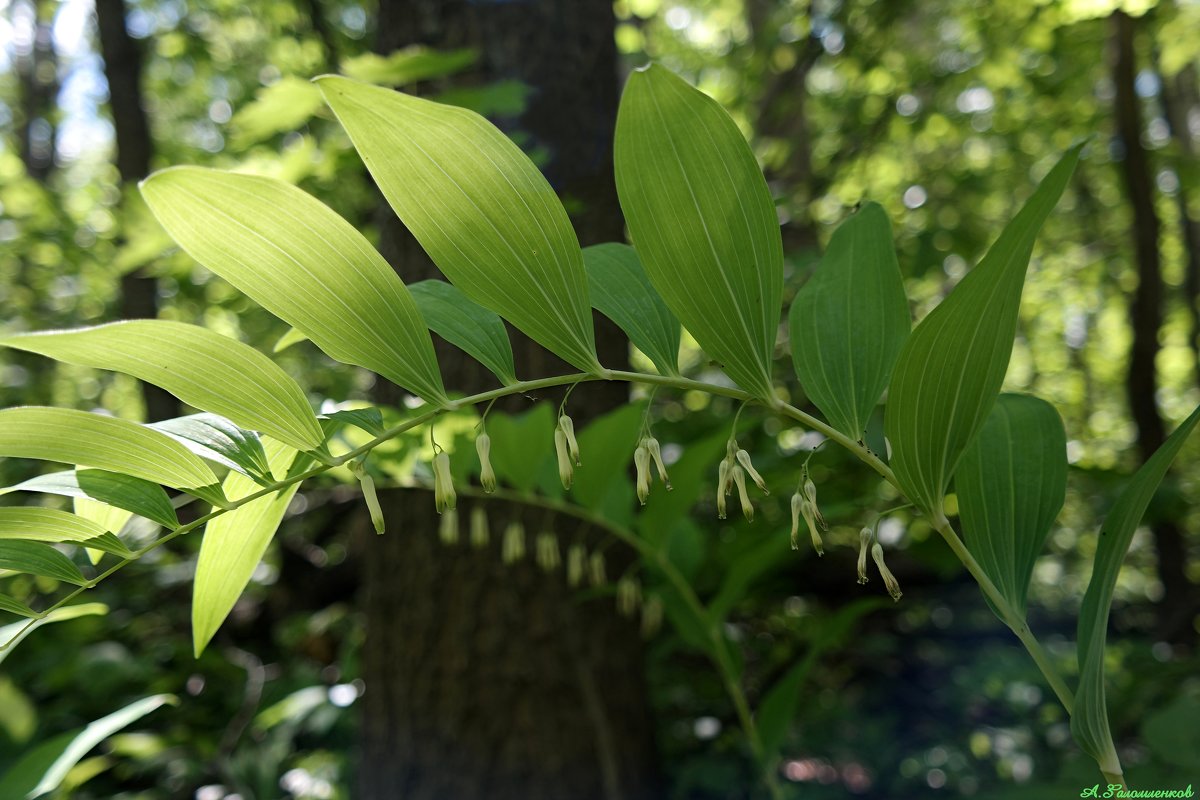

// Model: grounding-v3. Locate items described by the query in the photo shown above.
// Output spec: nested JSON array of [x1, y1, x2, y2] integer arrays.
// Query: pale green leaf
[[614, 64, 783, 398], [1072, 404, 1200, 779], [228, 76, 324, 147], [73, 498, 131, 565], [0, 603, 107, 665], [956, 394, 1067, 619], [583, 243, 681, 377], [0, 694, 175, 799], [0, 508, 131, 557], [0, 407, 219, 495], [192, 438, 301, 655], [317, 76, 601, 373], [341, 46, 476, 85], [0, 541, 86, 586], [149, 413, 272, 483], [409, 279, 517, 385], [2, 469, 178, 530], [1, 320, 323, 451], [884, 145, 1082, 513], [140, 167, 448, 405], [273, 326, 309, 354], [790, 202, 910, 438]]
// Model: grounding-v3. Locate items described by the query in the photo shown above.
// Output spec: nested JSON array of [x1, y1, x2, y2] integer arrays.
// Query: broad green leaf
[[193, 438, 301, 655], [0, 407, 219, 495], [485, 404, 555, 493], [72, 498, 131, 565], [0, 508, 131, 557], [435, 80, 531, 117], [1072, 404, 1200, 779], [614, 64, 783, 398], [140, 167, 448, 405], [229, 76, 324, 147], [149, 413, 272, 483], [709, 535, 791, 624], [0, 603, 107, 664], [0, 595, 38, 618], [956, 394, 1067, 619], [0, 694, 175, 799], [570, 401, 646, 511], [0, 321, 323, 451], [321, 407, 385, 437], [317, 76, 601, 373], [341, 46, 476, 85], [2, 469, 178, 530], [789, 203, 910, 438], [583, 244, 681, 377], [884, 145, 1082, 514], [409, 280, 517, 385], [0, 541, 86, 586]]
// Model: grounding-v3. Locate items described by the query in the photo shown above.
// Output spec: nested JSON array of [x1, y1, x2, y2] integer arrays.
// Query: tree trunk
[[1110, 11, 1195, 643], [95, 0, 178, 422], [358, 3, 662, 797]]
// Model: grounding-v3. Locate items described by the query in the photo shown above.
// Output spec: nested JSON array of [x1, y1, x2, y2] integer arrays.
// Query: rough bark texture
[[1111, 11, 1195, 643], [358, 3, 662, 798], [95, 0, 177, 421]]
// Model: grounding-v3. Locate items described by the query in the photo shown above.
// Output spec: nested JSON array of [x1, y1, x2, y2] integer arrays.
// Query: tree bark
[[1110, 11, 1195, 643], [95, 0, 177, 422], [358, 3, 662, 797], [12, 0, 58, 182]]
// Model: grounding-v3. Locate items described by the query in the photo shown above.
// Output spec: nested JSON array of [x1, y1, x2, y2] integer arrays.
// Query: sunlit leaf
[[1072, 404, 1200, 780], [320, 407, 385, 437], [1, 470, 178, 530], [583, 244, 681, 377], [0, 694, 175, 799], [0, 508, 131, 557], [1, 321, 323, 451], [409, 279, 517, 385], [0, 603, 107, 665], [272, 326, 309, 354], [318, 76, 601, 373], [149, 413, 272, 483], [789, 202, 910, 438], [341, 46, 476, 85], [0, 541, 86, 586], [614, 64, 783, 398], [884, 144, 1082, 514], [956, 394, 1066, 619], [0, 408, 220, 497], [192, 438, 301, 656], [228, 76, 324, 147], [140, 167, 448, 405]]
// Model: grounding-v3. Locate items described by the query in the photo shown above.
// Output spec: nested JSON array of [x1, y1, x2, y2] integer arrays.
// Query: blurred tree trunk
[[1110, 11, 1196, 643], [13, 0, 57, 182], [95, 0, 177, 422], [358, 2, 662, 798]]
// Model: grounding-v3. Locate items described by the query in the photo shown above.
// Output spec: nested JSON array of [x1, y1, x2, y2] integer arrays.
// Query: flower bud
[[476, 432, 496, 493], [803, 477, 825, 529], [644, 437, 671, 490], [872, 543, 902, 601], [732, 465, 754, 521], [536, 532, 560, 571], [502, 520, 526, 564], [641, 594, 663, 638], [716, 458, 732, 519], [588, 552, 606, 586], [554, 428, 574, 490], [470, 505, 489, 548], [857, 527, 873, 585], [735, 449, 769, 494], [802, 501, 824, 556], [433, 451, 456, 514], [438, 506, 459, 545], [351, 462, 386, 535], [789, 492, 803, 550], [558, 414, 580, 465], [567, 544, 586, 587], [617, 575, 641, 617], [634, 444, 652, 505]]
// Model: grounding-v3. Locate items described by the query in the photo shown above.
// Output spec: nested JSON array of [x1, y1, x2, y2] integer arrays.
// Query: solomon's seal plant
[[0, 62, 1193, 795]]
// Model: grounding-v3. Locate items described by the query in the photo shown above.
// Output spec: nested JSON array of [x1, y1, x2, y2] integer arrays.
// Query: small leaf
[[0, 603, 107, 665], [228, 76, 324, 147], [0, 321, 323, 451], [435, 80, 531, 117], [885, 145, 1083, 514], [614, 64, 783, 398], [956, 394, 1067, 619], [318, 76, 601, 373], [140, 167, 448, 405], [0, 508, 131, 557], [1072, 404, 1200, 780], [192, 438, 301, 655], [0, 541, 87, 586], [0, 595, 38, 619], [320, 407, 385, 437], [273, 326, 309, 353], [0, 694, 175, 799], [0, 407, 219, 495], [148, 413, 272, 483], [789, 202, 910, 438], [1, 470, 178, 530], [409, 280, 517, 385], [583, 244, 681, 377], [485, 405, 555, 493], [341, 46, 476, 85]]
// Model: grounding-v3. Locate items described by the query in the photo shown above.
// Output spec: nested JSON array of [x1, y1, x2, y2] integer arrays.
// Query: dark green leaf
[[570, 402, 646, 511], [409, 280, 517, 385], [0, 603, 107, 664], [583, 243, 681, 377], [0, 508, 131, 557], [0, 541, 87, 586], [148, 414, 272, 483], [0, 595, 38, 619], [320, 407, 385, 437], [1, 470, 179, 530]]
